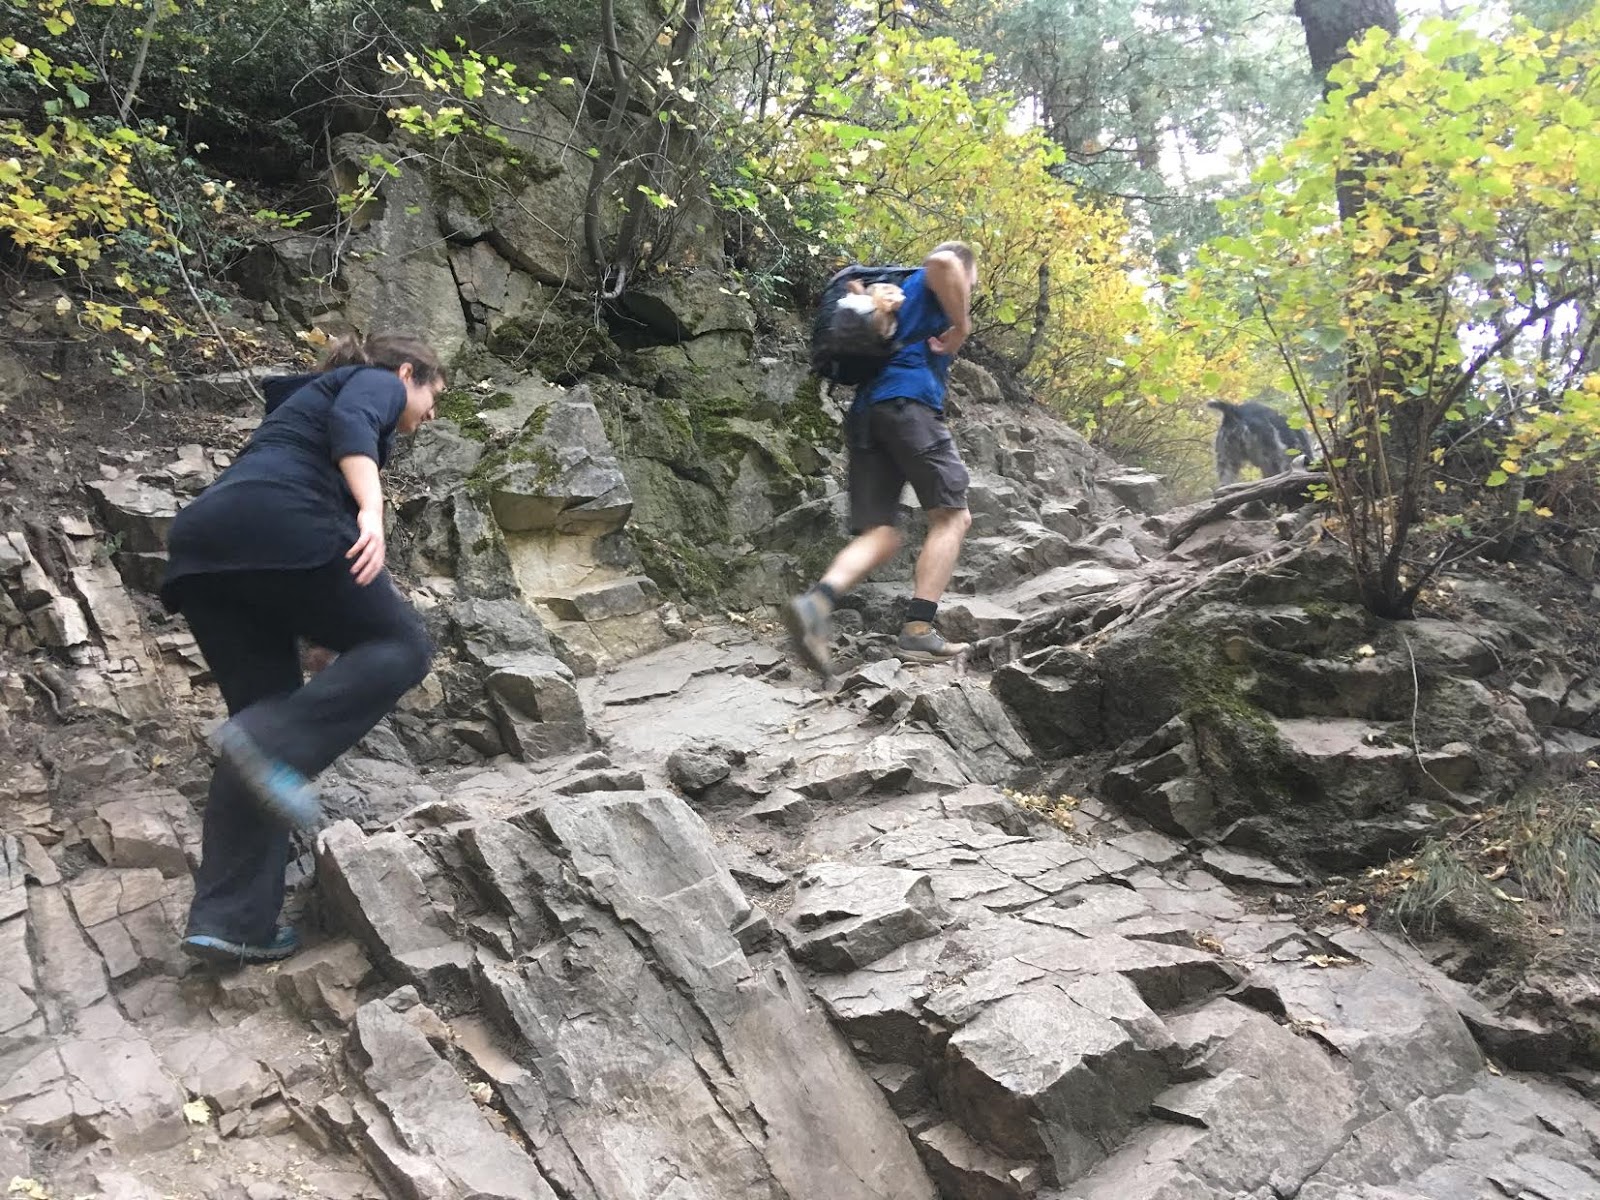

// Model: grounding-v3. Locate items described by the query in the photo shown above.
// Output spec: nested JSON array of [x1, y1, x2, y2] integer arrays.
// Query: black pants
[[176, 562, 432, 945]]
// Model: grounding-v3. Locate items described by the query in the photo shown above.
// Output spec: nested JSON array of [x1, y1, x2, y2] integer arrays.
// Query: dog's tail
[[1206, 399, 1240, 422]]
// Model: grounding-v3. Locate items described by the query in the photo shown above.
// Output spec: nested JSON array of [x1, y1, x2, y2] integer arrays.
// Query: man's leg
[[885, 403, 973, 662], [180, 585, 303, 949], [821, 525, 903, 597], [784, 409, 906, 675], [912, 506, 974, 602]]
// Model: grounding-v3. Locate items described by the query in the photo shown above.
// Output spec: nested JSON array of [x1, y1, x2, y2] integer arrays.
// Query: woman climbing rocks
[[160, 332, 445, 964]]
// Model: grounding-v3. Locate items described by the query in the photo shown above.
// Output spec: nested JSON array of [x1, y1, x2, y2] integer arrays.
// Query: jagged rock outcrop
[[987, 537, 1592, 871], [322, 787, 937, 1200]]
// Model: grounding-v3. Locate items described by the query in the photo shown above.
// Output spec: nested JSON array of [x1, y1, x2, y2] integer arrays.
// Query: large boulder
[[350, 994, 558, 1199], [621, 269, 756, 340], [483, 652, 588, 759], [448, 597, 551, 665], [85, 478, 178, 554], [994, 542, 1553, 870], [909, 680, 1034, 786], [330, 135, 469, 360], [478, 388, 633, 534], [465, 259, 620, 381], [409, 489, 519, 601], [472, 792, 937, 1199], [315, 820, 471, 990], [409, 421, 485, 490], [784, 863, 947, 972], [231, 232, 340, 326], [468, 90, 722, 290]]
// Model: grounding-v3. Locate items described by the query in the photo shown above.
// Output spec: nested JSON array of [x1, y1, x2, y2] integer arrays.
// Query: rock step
[[538, 575, 659, 622], [938, 596, 1025, 643]]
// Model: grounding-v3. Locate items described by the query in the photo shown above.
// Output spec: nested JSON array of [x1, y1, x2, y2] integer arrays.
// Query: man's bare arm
[[923, 250, 972, 357]]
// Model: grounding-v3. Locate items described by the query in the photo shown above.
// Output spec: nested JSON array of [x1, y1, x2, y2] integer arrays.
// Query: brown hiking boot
[[895, 620, 968, 664]]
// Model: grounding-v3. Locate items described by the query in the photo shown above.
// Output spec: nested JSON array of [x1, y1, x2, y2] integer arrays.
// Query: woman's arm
[[339, 454, 386, 585], [329, 370, 405, 586]]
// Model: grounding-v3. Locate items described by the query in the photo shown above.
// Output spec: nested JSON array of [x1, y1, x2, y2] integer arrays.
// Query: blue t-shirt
[[161, 365, 406, 608], [857, 268, 954, 412]]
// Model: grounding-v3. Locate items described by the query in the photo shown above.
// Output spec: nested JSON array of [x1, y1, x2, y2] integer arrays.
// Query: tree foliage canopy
[[1193, 6, 1600, 614]]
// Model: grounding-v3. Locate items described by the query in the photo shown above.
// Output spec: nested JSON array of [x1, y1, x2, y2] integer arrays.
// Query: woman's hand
[[346, 507, 386, 585], [337, 454, 386, 586]]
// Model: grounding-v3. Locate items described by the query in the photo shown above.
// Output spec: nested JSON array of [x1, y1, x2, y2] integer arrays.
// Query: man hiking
[[785, 241, 978, 674]]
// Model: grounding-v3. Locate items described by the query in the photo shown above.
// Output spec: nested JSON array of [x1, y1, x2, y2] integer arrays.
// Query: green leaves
[[1230, 5, 1600, 606]]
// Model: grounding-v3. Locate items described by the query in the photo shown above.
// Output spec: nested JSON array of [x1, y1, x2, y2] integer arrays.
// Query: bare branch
[[1164, 470, 1327, 551]]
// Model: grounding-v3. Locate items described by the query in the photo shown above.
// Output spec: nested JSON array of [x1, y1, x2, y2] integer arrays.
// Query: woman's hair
[[319, 332, 445, 387]]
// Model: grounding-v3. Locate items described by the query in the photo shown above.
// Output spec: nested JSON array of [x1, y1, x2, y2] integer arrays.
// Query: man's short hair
[[930, 241, 976, 269]]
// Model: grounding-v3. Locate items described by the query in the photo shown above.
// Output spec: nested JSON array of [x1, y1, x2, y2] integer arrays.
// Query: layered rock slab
[[328, 789, 936, 1199]]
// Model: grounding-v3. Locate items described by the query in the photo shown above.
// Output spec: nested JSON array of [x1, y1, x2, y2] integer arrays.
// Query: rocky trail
[[3, 356, 1600, 1200], [0, 23, 1596, 1192]]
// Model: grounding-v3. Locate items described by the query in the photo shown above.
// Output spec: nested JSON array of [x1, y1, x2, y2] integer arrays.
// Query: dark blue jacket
[[856, 268, 954, 413], [160, 366, 406, 610]]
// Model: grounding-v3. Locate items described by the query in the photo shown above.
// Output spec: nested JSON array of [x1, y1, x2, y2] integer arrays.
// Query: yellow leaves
[[1325, 899, 1368, 926], [1305, 953, 1357, 969], [182, 1098, 212, 1125]]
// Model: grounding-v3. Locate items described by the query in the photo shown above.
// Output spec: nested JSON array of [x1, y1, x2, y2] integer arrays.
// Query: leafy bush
[[1194, 9, 1600, 616]]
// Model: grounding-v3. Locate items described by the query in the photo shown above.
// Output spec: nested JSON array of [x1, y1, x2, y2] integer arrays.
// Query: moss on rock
[[436, 389, 515, 443], [465, 401, 556, 498], [489, 309, 621, 383]]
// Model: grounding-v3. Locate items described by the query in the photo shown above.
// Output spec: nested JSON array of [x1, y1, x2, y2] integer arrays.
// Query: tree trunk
[[1294, 0, 1399, 90], [1293, 0, 1398, 222]]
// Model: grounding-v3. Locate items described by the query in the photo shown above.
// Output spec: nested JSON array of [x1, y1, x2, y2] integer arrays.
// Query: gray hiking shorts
[[847, 398, 970, 533]]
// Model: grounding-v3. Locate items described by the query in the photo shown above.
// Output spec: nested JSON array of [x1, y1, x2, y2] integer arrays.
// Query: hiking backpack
[[809, 264, 918, 387]]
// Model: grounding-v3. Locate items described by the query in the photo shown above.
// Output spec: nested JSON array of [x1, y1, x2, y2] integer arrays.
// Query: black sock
[[811, 581, 839, 608], [907, 597, 937, 625]]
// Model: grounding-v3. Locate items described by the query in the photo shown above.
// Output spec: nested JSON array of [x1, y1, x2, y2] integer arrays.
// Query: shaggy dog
[[836, 279, 907, 342], [1207, 400, 1313, 485]]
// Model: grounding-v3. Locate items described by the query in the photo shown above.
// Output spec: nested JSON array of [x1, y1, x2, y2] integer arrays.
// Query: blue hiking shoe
[[182, 925, 300, 966], [210, 722, 323, 831], [782, 589, 835, 677]]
